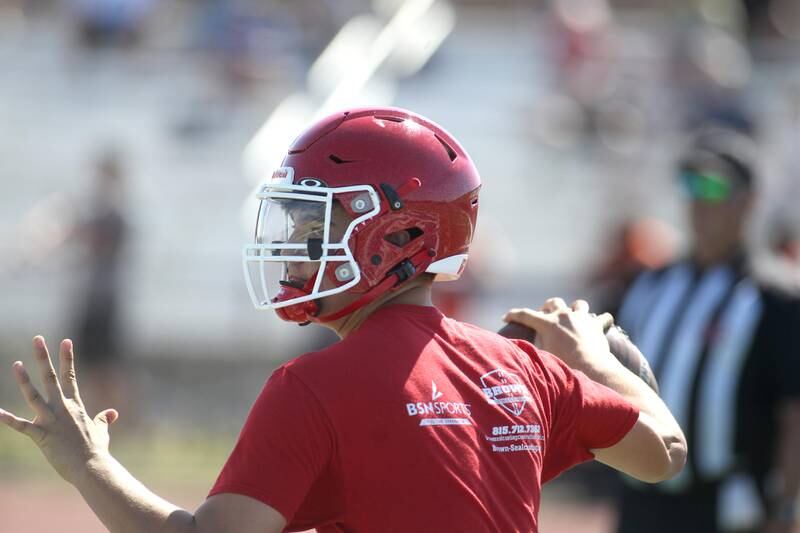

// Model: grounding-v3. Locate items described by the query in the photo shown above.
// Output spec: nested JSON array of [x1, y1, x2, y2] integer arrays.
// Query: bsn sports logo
[[405, 381, 472, 426], [480, 369, 531, 416]]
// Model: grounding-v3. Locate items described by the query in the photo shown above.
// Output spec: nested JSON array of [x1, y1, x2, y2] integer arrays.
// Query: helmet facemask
[[242, 179, 381, 317]]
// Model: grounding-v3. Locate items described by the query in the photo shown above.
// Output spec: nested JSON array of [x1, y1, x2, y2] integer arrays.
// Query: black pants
[[617, 483, 719, 533], [75, 293, 120, 368]]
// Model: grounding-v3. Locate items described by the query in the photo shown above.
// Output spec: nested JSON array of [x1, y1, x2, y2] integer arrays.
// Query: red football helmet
[[243, 107, 481, 324]]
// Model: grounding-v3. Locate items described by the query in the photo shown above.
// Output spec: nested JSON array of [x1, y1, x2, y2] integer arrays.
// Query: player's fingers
[[570, 299, 590, 313], [32, 336, 63, 402], [596, 312, 615, 330], [0, 407, 45, 441], [540, 297, 568, 313], [504, 308, 554, 331], [58, 339, 80, 400], [94, 408, 119, 429], [12, 362, 52, 419]]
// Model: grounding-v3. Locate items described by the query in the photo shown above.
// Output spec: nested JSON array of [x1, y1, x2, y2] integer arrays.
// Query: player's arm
[[0, 337, 285, 533], [578, 361, 686, 484], [74, 456, 287, 533], [504, 298, 687, 483]]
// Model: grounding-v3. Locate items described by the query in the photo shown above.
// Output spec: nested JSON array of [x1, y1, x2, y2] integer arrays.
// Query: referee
[[615, 128, 800, 533]]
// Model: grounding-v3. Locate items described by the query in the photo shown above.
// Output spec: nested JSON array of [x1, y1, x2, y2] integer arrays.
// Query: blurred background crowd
[[1, 0, 799, 531]]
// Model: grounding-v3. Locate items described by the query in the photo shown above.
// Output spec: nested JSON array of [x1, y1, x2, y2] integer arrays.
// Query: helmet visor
[[256, 195, 329, 257]]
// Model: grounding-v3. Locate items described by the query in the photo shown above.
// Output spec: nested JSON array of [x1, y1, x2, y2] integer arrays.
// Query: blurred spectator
[[71, 148, 131, 416], [614, 127, 800, 533], [590, 217, 679, 316], [191, 0, 362, 90], [194, 0, 300, 91], [68, 0, 156, 49]]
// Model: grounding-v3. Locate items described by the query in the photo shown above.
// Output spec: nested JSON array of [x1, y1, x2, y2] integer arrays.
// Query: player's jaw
[[284, 262, 318, 287]]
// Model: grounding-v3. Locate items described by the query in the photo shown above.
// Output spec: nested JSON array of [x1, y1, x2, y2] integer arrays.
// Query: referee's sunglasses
[[680, 170, 735, 204]]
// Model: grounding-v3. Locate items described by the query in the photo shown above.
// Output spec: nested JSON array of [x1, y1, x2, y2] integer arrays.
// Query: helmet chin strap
[[315, 247, 435, 323], [272, 273, 321, 323], [272, 247, 435, 325]]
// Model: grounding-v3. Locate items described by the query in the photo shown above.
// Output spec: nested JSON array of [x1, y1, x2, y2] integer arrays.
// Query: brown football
[[605, 325, 659, 393], [496, 321, 538, 345], [498, 321, 659, 394]]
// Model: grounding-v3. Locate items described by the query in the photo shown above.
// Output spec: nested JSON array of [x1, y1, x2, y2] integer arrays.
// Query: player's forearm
[[74, 451, 196, 533], [578, 351, 687, 478]]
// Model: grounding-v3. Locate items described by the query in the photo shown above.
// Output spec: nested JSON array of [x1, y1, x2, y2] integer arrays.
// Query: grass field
[[0, 427, 233, 532]]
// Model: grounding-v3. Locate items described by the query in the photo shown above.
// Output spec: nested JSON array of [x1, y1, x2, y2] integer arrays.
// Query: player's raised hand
[[0, 336, 118, 484], [503, 298, 613, 369]]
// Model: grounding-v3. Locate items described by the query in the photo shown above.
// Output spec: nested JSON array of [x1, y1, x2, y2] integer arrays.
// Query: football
[[496, 321, 539, 345], [498, 321, 659, 394]]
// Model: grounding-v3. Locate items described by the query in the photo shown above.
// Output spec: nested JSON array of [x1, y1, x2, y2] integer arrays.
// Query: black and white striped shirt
[[618, 259, 800, 494]]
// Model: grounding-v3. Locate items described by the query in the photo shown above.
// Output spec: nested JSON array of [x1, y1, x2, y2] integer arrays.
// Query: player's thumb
[[94, 408, 119, 428], [597, 312, 615, 331], [503, 308, 552, 332]]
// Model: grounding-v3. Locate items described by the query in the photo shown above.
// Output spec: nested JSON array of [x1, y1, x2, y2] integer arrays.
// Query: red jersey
[[210, 305, 638, 532]]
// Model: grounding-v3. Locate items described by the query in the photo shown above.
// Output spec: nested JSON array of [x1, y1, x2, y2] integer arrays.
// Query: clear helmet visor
[[242, 183, 380, 310]]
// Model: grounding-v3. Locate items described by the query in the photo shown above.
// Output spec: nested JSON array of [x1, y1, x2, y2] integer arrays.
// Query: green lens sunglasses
[[680, 170, 734, 203]]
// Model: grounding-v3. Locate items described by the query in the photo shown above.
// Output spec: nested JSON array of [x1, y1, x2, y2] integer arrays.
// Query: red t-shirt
[[210, 305, 638, 532]]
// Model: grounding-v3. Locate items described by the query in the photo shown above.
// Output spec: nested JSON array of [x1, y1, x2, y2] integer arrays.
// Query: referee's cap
[[679, 127, 759, 189]]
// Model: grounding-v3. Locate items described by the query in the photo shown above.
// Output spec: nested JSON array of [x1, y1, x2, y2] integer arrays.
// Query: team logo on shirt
[[480, 369, 532, 416]]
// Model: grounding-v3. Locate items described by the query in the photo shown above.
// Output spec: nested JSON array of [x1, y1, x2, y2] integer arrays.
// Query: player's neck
[[330, 283, 434, 339]]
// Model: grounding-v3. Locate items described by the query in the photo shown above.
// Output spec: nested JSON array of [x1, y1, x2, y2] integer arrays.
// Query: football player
[[0, 107, 685, 532]]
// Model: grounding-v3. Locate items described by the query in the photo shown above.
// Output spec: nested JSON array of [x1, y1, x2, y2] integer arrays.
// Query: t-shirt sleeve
[[208, 366, 335, 522], [510, 340, 639, 483]]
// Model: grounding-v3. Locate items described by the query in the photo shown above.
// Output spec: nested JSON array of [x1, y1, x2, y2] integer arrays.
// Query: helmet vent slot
[[434, 134, 458, 162], [329, 154, 357, 164], [373, 114, 404, 123], [385, 227, 423, 248]]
